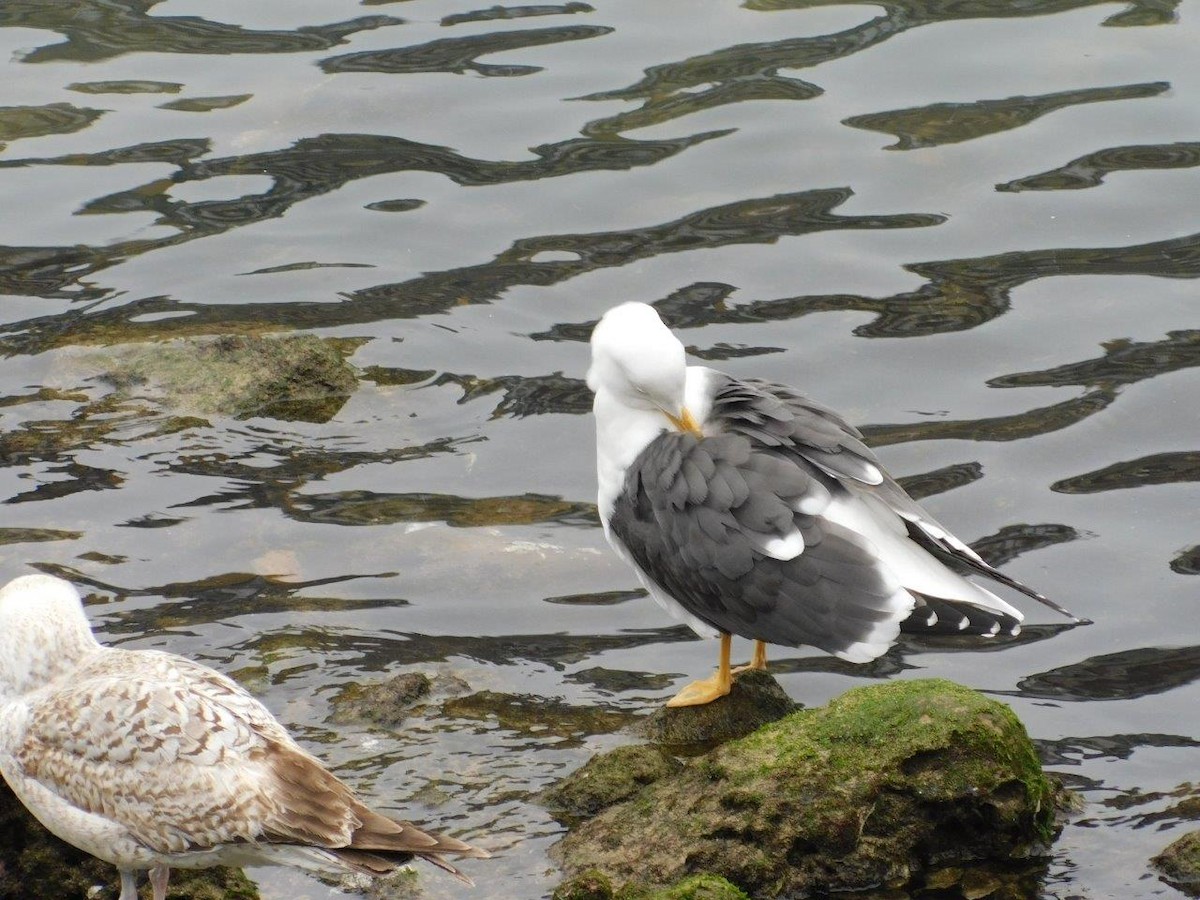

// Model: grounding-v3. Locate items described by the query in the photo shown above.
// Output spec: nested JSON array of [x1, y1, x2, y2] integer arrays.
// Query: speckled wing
[[608, 426, 915, 661], [13, 649, 479, 871]]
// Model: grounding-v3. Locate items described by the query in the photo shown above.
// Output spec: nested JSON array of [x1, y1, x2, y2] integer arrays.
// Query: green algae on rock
[[0, 780, 258, 899], [1153, 829, 1200, 896], [552, 871, 750, 900], [540, 744, 682, 824], [552, 679, 1057, 897], [100, 333, 359, 422]]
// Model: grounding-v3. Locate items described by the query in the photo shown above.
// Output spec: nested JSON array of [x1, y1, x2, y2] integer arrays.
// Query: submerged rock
[[552, 678, 1058, 897], [100, 333, 359, 422], [0, 781, 257, 899], [1154, 829, 1200, 896], [637, 669, 796, 746], [330, 672, 433, 727]]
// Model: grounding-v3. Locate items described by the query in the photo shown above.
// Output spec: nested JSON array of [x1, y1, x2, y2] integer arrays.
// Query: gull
[[0, 574, 489, 900], [588, 302, 1086, 707]]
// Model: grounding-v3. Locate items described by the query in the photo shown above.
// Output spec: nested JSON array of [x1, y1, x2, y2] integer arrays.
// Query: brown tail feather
[[329, 848, 477, 886]]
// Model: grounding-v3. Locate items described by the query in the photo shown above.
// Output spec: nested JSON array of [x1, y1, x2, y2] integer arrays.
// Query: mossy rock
[[0, 781, 257, 899], [555, 871, 748, 900], [552, 679, 1058, 897], [1153, 829, 1200, 896], [100, 333, 359, 422], [541, 744, 683, 824], [637, 669, 797, 746], [617, 874, 750, 899]]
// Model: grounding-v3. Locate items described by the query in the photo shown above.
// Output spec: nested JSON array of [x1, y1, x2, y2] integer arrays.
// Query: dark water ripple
[[895, 461, 984, 500], [31, 569, 402, 635], [0, 187, 941, 352], [990, 330, 1200, 390], [287, 491, 597, 528], [745, 0, 1179, 29], [0, 103, 104, 146], [968, 524, 1083, 569], [441, 4, 595, 28], [2, 1, 400, 64], [844, 82, 1170, 151], [997, 141, 1200, 192], [1017, 646, 1200, 701], [233, 626, 698, 673], [1170, 546, 1200, 575], [1037, 733, 1200, 766], [0, 137, 212, 168], [320, 24, 613, 76], [861, 391, 1116, 446], [577, 17, 897, 136], [1051, 451, 1200, 494]]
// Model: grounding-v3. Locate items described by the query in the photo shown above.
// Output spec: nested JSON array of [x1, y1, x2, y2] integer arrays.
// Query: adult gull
[[0, 574, 489, 899], [588, 302, 1086, 707]]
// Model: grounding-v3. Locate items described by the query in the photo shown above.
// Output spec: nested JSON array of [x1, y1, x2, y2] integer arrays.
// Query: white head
[[587, 302, 689, 422], [0, 574, 100, 700]]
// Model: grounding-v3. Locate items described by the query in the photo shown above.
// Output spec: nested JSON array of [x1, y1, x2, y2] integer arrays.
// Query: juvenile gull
[[0, 574, 489, 899], [588, 302, 1086, 707]]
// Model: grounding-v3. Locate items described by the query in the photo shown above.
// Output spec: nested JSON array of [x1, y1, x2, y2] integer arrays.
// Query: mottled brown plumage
[[0, 575, 488, 900]]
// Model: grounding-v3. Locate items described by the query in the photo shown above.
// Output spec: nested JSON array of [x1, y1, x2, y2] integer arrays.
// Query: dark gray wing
[[713, 376, 1083, 624], [608, 430, 913, 659]]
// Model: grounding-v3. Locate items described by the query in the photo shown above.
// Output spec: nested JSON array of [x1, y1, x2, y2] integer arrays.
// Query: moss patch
[[1153, 829, 1200, 896], [541, 744, 683, 824], [553, 679, 1058, 897]]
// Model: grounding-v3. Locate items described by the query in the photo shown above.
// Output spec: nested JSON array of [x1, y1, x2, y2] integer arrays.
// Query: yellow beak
[[665, 407, 702, 435]]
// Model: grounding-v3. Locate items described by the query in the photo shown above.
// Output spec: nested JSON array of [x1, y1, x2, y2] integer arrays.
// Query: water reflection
[[3, 1, 400, 63], [0, 103, 104, 148], [844, 83, 1169, 150], [997, 142, 1200, 192], [1051, 451, 1200, 493], [1017, 646, 1200, 701], [441, 4, 595, 27], [320, 24, 613, 76], [991, 330, 1200, 391]]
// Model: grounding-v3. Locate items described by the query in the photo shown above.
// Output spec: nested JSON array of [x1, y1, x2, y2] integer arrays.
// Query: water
[[1, 1, 1198, 897]]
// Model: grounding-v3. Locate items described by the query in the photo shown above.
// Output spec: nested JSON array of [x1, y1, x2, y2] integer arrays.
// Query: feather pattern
[[0, 575, 487, 896]]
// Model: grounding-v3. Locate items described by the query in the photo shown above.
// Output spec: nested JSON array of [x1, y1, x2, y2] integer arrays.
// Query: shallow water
[[1, 0, 1198, 897]]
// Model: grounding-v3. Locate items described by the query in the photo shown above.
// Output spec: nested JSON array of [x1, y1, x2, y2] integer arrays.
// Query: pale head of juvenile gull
[[0, 574, 490, 900], [588, 302, 1087, 707]]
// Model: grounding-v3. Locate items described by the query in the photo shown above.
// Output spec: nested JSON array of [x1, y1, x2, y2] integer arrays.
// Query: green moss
[[553, 679, 1058, 897], [541, 744, 683, 824], [554, 868, 615, 900], [615, 875, 750, 899], [1153, 829, 1200, 895]]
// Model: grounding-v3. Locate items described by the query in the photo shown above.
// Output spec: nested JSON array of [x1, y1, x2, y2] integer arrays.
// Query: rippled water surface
[[2, 0, 1199, 897]]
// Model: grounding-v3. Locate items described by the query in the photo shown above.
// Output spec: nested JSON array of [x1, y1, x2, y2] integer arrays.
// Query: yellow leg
[[667, 633, 733, 707], [733, 639, 768, 674]]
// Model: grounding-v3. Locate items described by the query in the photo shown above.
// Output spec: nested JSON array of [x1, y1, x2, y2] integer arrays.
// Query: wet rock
[[541, 744, 682, 824], [442, 691, 636, 739], [0, 780, 257, 899], [636, 669, 797, 745], [100, 333, 359, 422], [1153, 829, 1200, 896], [330, 672, 433, 727], [552, 679, 1058, 897]]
